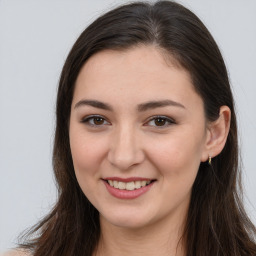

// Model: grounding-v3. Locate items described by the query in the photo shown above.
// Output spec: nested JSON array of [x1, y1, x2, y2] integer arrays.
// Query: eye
[[145, 116, 175, 127], [81, 115, 110, 127]]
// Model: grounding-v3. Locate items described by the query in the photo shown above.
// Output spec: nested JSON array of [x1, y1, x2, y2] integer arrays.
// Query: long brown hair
[[18, 1, 256, 255]]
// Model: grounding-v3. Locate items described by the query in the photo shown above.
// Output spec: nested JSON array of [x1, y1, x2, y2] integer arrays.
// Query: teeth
[[118, 181, 126, 190], [126, 182, 135, 190], [107, 180, 151, 191], [141, 181, 146, 187], [113, 180, 118, 188], [135, 181, 141, 189]]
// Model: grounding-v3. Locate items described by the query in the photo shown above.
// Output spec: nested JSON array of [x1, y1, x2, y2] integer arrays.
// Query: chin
[[100, 210, 154, 229]]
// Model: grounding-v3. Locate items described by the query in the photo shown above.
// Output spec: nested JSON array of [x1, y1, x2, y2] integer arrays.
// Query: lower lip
[[103, 180, 155, 199]]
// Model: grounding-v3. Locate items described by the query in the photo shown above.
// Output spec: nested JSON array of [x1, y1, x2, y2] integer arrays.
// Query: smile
[[102, 178, 156, 199], [107, 180, 152, 191]]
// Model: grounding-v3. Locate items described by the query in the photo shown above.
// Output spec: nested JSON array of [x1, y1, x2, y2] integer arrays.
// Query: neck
[[94, 212, 186, 256]]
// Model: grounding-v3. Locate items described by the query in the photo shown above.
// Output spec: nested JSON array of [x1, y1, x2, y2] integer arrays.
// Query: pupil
[[155, 118, 166, 126], [94, 117, 104, 125]]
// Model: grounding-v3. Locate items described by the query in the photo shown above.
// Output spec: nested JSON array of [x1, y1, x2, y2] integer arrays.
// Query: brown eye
[[93, 117, 104, 125], [81, 115, 110, 126], [154, 118, 167, 126], [146, 116, 175, 128]]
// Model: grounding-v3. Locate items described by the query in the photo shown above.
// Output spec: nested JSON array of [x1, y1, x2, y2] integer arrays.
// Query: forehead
[[73, 46, 203, 111], [79, 45, 183, 82]]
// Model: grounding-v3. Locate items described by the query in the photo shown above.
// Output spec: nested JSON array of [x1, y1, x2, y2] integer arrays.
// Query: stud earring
[[208, 155, 212, 165]]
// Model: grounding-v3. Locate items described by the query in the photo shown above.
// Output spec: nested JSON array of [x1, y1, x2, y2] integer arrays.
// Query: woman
[[4, 1, 256, 255]]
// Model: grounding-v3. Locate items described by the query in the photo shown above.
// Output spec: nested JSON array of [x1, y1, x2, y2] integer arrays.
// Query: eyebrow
[[137, 100, 185, 111], [74, 100, 113, 111], [74, 99, 185, 111]]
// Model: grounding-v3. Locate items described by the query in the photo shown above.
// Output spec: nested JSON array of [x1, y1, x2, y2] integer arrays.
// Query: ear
[[201, 106, 231, 162]]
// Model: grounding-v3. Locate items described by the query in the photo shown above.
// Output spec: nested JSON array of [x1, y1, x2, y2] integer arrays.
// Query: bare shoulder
[[0, 249, 32, 256]]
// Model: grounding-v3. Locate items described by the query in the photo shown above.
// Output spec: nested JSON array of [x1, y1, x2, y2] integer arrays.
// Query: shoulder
[[0, 249, 32, 256]]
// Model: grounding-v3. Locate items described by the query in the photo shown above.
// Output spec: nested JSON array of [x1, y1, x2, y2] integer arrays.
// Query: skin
[[69, 46, 230, 256], [0, 249, 31, 256]]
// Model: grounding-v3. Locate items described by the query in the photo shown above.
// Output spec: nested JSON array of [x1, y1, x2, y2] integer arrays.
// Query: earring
[[208, 155, 212, 165]]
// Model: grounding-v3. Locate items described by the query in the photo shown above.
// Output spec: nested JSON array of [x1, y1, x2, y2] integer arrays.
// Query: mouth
[[102, 177, 156, 199], [102, 178, 156, 199], [103, 179, 155, 191]]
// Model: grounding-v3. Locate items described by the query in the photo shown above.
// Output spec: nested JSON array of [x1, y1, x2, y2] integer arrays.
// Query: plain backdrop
[[0, 0, 255, 252]]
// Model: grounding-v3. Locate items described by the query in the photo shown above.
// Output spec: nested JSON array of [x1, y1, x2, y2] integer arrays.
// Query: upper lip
[[103, 177, 155, 182]]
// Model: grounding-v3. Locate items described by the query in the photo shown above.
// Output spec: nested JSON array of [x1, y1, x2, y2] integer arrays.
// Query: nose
[[107, 125, 145, 171]]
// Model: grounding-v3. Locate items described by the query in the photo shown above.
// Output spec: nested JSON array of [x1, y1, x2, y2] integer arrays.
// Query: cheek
[[69, 129, 110, 202], [147, 131, 203, 181], [69, 128, 108, 179]]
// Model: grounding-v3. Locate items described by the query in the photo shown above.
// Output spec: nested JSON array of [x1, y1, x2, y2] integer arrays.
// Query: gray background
[[0, 0, 255, 251]]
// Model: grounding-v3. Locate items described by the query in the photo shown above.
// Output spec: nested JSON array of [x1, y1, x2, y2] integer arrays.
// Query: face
[[69, 46, 209, 229]]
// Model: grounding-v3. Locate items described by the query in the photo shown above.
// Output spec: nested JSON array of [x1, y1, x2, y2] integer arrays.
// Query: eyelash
[[145, 115, 176, 128], [81, 115, 110, 127], [81, 115, 176, 128]]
